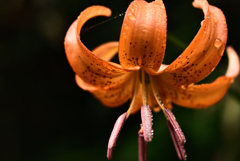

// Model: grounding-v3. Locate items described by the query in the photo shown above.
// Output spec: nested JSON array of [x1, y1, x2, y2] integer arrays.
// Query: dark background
[[1, 0, 240, 161]]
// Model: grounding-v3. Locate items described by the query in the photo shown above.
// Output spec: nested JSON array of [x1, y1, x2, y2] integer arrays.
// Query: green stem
[[167, 33, 187, 50]]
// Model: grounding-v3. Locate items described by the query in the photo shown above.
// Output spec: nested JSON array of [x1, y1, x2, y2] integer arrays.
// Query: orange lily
[[64, 0, 240, 160]]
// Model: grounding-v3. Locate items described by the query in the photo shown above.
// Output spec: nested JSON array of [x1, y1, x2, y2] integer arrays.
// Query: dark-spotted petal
[[119, 0, 167, 75], [64, 6, 129, 90], [157, 0, 228, 86], [152, 46, 239, 108]]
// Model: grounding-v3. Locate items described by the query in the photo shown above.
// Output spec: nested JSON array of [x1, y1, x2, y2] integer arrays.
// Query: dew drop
[[211, 67, 215, 72], [214, 38, 222, 48], [141, 105, 153, 142], [153, 106, 161, 112], [122, 32, 127, 38], [214, 16, 218, 23], [206, 12, 210, 18], [181, 85, 186, 90], [123, 24, 129, 30], [128, 13, 136, 21], [200, 20, 205, 26]]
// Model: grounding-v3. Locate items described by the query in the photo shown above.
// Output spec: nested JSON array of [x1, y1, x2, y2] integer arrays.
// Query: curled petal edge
[[151, 47, 239, 108], [64, 6, 129, 90], [156, 0, 228, 87]]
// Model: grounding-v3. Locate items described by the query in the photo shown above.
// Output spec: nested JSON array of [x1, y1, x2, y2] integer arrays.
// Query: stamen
[[141, 105, 153, 142], [150, 77, 186, 159], [151, 83, 165, 110], [138, 126, 147, 161], [164, 108, 186, 144], [107, 112, 127, 160], [126, 71, 140, 118], [141, 70, 150, 105], [167, 121, 187, 160], [164, 108, 187, 160]]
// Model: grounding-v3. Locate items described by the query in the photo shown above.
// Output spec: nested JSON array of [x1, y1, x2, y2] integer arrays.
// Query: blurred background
[[1, 0, 240, 161]]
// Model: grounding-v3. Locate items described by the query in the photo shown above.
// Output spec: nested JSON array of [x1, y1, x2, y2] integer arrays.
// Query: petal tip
[[226, 46, 240, 77]]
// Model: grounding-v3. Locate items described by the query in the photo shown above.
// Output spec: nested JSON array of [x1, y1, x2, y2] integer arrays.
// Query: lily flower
[[64, 0, 240, 160]]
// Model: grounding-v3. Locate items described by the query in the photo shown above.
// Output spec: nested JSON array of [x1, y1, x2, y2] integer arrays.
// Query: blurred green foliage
[[0, 0, 240, 161]]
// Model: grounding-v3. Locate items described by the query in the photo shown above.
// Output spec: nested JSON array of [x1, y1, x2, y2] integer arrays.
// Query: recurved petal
[[158, 0, 227, 86], [64, 6, 128, 90], [92, 41, 119, 61], [151, 76, 233, 108], [74, 41, 122, 91], [152, 47, 239, 108], [76, 73, 134, 107], [225, 46, 240, 77], [166, 76, 235, 108], [118, 0, 167, 74]]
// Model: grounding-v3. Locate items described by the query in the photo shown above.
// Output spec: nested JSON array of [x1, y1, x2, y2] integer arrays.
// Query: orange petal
[[225, 46, 240, 77], [152, 47, 239, 108], [64, 6, 128, 90], [152, 76, 233, 108], [166, 77, 235, 108], [76, 73, 134, 107], [118, 0, 167, 74], [158, 0, 227, 86], [92, 41, 119, 61]]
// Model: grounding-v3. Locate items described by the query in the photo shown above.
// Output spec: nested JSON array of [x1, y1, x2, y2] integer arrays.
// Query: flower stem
[[167, 33, 187, 50], [138, 127, 147, 161]]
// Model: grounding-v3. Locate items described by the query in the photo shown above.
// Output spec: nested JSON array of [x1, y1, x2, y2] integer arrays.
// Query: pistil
[[138, 126, 147, 161], [141, 69, 150, 105], [126, 71, 140, 118], [150, 76, 187, 160], [140, 70, 153, 142]]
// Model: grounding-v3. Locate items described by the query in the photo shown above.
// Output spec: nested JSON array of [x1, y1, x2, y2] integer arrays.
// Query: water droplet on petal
[[181, 85, 186, 90], [123, 24, 128, 30], [211, 67, 215, 72], [206, 12, 210, 18], [214, 16, 218, 23], [214, 38, 222, 48], [201, 20, 205, 26], [141, 105, 153, 142], [128, 13, 136, 21], [153, 106, 161, 112], [122, 32, 127, 38]]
